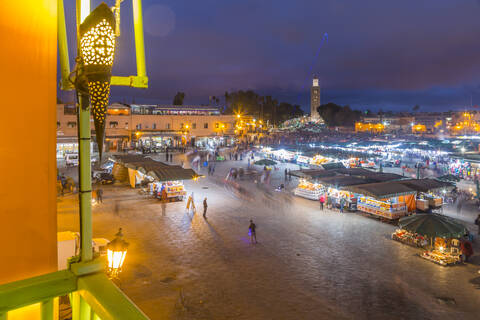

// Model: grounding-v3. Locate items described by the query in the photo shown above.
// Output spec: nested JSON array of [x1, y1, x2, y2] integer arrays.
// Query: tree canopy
[[173, 92, 185, 105], [317, 103, 362, 127], [224, 90, 303, 125]]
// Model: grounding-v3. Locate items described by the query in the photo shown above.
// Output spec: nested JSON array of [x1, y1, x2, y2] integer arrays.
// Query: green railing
[[0, 260, 149, 320]]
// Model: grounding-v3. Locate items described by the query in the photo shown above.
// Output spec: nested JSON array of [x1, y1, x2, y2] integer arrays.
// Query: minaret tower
[[310, 76, 320, 120]]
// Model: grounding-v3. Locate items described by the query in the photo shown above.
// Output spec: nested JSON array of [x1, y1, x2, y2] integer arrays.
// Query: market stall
[[396, 214, 467, 266], [294, 179, 325, 200], [314, 175, 372, 209], [149, 180, 187, 201], [111, 154, 201, 202], [344, 181, 417, 219], [391, 229, 428, 248], [296, 155, 313, 165], [397, 179, 454, 212], [310, 155, 332, 166]]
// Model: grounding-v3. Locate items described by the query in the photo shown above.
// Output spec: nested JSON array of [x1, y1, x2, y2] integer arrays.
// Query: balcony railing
[[0, 259, 149, 320]]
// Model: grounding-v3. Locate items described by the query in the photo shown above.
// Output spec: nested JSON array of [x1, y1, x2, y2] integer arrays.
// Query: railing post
[[70, 291, 80, 320], [41, 299, 54, 320], [77, 92, 93, 262], [79, 295, 92, 320]]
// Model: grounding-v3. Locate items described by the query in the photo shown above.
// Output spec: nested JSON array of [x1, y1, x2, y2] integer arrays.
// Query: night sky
[[60, 0, 480, 112]]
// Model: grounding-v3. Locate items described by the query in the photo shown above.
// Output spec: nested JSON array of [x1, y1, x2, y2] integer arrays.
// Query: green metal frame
[[58, 0, 149, 90], [0, 261, 149, 319], [0, 270, 76, 313]]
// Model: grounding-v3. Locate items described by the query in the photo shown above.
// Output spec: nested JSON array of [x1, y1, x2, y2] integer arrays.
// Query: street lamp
[[106, 228, 129, 278], [79, 2, 116, 159]]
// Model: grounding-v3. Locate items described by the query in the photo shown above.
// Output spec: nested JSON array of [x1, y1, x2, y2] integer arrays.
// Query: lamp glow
[[79, 2, 116, 159], [106, 228, 129, 279]]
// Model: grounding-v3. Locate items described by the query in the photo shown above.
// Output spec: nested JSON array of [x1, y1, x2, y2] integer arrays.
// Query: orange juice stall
[[290, 170, 336, 200], [344, 181, 417, 220]]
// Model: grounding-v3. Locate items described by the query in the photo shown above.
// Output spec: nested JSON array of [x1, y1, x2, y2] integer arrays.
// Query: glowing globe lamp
[[79, 2, 116, 159], [106, 228, 129, 278]]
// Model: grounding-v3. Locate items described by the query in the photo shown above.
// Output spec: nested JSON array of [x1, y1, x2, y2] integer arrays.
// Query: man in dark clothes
[[97, 188, 103, 203], [249, 219, 257, 244], [203, 197, 208, 218], [170, 153, 173, 162], [475, 214, 480, 235]]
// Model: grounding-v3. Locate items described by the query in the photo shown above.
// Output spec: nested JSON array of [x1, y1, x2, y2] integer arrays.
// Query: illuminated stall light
[[106, 228, 129, 279]]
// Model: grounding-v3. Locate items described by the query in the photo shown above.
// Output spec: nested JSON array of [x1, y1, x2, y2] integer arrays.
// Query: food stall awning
[[399, 214, 467, 238], [344, 181, 417, 199], [321, 162, 346, 170], [362, 172, 405, 182], [289, 169, 336, 180], [333, 168, 404, 182], [396, 179, 455, 193], [148, 168, 199, 182], [316, 175, 373, 188], [111, 154, 201, 182], [333, 167, 373, 175]]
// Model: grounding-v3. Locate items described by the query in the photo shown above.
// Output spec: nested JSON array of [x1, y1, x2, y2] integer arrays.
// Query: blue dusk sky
[[60, 0, 480, 112]]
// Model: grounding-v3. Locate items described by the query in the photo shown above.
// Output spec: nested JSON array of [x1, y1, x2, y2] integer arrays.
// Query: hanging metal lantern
[[79, 2, 116, 159], [106, 228, 129, 279]]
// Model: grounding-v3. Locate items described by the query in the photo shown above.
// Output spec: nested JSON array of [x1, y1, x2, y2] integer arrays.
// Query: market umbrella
[[254, 159, 277, 166], [398, 214, 467, 239]]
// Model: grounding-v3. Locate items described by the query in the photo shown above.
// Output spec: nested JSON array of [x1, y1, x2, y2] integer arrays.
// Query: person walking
[[161, 200, 166, 216], [97, 188, 103, 203], [114, 200, 119, 216], [249, 219, 257, 244], [475, 214, 480, 235], [203, 197, 208, 218], [326, 195, 332, 210], [340, 196, 346, 213], [188, 192, 196, 213], [284, 168, 288, 181], [319, 194, 325, 211], [170, 153, 173, 162]]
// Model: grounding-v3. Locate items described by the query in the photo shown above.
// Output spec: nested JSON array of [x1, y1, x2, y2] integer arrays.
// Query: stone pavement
[[57, 156, 480, 320]]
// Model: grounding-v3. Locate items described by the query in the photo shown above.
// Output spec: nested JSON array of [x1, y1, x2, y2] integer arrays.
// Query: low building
[[56, 103, 239, 155], [355, 122, 385, 133]]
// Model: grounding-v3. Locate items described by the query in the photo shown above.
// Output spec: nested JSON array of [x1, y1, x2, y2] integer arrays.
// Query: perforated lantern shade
[[79, 2, 116, 159]]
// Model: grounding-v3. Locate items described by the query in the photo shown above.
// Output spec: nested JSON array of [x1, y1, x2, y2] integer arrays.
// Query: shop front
[[104, 136, 130, 152], [135, 132, 181, 150], [195, 136, 236, 148], [56, 137, 95, 159]]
